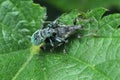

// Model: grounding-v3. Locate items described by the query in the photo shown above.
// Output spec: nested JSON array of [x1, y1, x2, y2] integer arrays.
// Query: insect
[[31, 18, 83, 50]]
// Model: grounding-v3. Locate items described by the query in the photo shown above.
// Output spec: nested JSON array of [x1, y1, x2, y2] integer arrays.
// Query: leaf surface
[[0, 1, 120, 80], [39, 8, 120, 80], [0, 0, 46, 80], [0, 0, 46, 54]]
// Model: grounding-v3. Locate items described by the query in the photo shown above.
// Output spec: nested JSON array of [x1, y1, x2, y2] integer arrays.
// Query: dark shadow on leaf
[[117, 25, 120, 28], [33, 0, 64, 21], [102, 6, 120, 18]]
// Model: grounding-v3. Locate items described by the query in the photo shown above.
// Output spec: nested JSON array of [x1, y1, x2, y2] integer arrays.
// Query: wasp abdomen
[[55, 25, 82, 38]]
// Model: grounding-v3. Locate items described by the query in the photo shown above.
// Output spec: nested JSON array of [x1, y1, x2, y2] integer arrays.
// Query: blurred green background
[[33, 0, 120, 20]]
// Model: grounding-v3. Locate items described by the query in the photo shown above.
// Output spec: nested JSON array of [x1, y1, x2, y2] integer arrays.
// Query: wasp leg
[[55, 37, 69, 47], [49, 39, 54, 47], [54, 37, 64, 47], [73, 13, 88, 25], [64, 39, 68, 43], [55, 37, 63, 42], [82, 33, 98, 38], [52, 19, 64, 28], [77, 34, 81, 39], [49, 39, 55, 52], [63, 49, 67, 54], [73, 14, 83, 25], [73, 17, 78, 25], [53, 19, 67, 28]]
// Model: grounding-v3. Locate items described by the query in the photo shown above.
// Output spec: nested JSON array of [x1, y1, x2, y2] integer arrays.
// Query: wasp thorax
[[31, 27, 56, 45]]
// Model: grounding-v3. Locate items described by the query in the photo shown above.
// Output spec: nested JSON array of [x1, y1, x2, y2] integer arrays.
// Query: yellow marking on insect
[[30, 43, 45, 55]]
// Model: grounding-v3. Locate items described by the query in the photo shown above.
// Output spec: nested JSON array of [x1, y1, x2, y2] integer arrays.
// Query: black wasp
[[31, 17, 83, 50]]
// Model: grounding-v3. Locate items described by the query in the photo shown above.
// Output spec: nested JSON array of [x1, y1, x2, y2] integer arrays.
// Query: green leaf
[[0, 1, 120, 80], [0, 0, 46, 54], [0, 0, 46, 79], [45, 0, 120, 11], [38, 8, 120, 80]]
